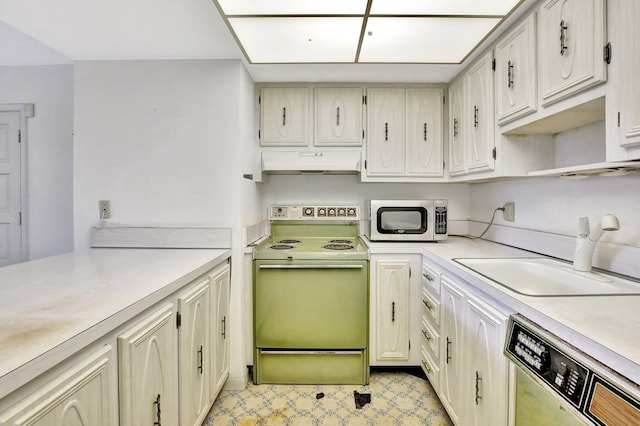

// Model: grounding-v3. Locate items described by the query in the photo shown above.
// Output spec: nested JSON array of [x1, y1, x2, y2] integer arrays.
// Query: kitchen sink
[[453, 257, 640, 297]]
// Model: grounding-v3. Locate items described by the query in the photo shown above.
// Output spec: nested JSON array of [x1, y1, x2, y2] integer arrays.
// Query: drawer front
[[422, 263, 441, 295], [420, 316, 440, 361], [421, 287, 440, 326], [420, 346, 440, 392]]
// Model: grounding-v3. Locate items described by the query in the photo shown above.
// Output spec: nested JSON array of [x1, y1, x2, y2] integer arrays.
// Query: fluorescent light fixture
[[212, 0, 523, 64]]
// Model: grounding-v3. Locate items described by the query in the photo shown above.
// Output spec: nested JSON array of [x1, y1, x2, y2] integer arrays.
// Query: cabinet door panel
[[448, 78, 466, 176], [0, 346, 115, 426], [367, 89, 405, 176], [315, 88, 363, 146], [440, 278, 465, 425], [466, 53, 495, 173], [261, 88, 309, 146], [539, 0, 606, 106], [406, 89, 443, 177], [118, 304, 178, 426], [178, 279, 211, 426], [496, 14, 537, 124], [376, 259, 410, 360], [211, 264, 231, 398]]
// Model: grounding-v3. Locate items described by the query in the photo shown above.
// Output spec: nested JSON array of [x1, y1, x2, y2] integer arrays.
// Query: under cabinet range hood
[[261, 151, 361, 174]]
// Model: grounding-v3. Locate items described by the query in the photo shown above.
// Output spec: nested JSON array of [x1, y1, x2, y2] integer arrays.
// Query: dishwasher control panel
[[506, 318, 590, 409]]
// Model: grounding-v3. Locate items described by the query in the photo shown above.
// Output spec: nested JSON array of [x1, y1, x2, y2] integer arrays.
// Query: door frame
[[0, 103, 32, 263]]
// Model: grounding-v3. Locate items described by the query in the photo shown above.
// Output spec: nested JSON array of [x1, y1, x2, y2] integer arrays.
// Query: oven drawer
[[421, 287, 440, 326], [255, 350, 369, 384]]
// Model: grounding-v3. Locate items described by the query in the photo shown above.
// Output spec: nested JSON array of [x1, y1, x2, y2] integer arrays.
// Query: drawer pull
[[153, 394, 162, 426], [475, 371, 483, 405], [421, 329, 432, 341], [446, 337, 452, 364], [422, 272, 434, 282], [422, 359, 432, 374], [422, 299, 433, 311]]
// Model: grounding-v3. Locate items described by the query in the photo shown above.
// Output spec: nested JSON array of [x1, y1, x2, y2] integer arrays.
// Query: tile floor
[[202, 370, 453, 425]]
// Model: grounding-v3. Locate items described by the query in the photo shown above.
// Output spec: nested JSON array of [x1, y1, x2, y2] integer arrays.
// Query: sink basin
[[453, 257, 640, 297]]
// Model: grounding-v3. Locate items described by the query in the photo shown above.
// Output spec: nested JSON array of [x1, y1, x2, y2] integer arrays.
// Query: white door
[[375, 259, 410, 361], [448, 78, 466, 176], [211, 263, 231, 398], [405, 89, 444, 177], [314, 88, 363, 146], [0, 111, 23, 267], [466, 52, 496, 173], [366, 88, 405, 176]]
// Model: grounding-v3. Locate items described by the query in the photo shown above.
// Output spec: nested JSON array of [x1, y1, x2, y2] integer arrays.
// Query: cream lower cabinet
[[439, 274, 510, 426], [178, 278, 212, 426], [370, 254, 421, 365], [210, 263, 231, 397], [0, 345, 116, 426], [118, 303, 179, 426]]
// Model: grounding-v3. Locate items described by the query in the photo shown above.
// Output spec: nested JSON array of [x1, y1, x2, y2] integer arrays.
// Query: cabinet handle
[[453, 118, 459, 137], [559, 20, 568, 56], [422, 359, 432, 374], [153, 394, 162, 426], [222, 316, 227, 339], [507, 60, 514, 88], [197, 345, 203, 375], [336, 107, 340, 126], [422, 272, 434, 282], [446, 337, 452, 364], [473, 105, 479, 128], [391, 301, 395, 322], [422, 298, 433, 311], [385, 122, 389, 141], [423, 123, 428, 141], [282, 107, 287, 126], [421, 328, 431, 341], [475, 371, 483, 405]]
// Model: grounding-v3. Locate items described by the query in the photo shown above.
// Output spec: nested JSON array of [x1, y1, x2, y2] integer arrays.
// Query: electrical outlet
[[99, 200, 112, 219], [503, 202, 515, 222]]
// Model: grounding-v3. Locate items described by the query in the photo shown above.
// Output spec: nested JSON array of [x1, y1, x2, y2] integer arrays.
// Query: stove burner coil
[[323, 243, 354, 250], [329, 239, 353, 244], [270, 244, 295, 250], [278, 239, 301, 244]]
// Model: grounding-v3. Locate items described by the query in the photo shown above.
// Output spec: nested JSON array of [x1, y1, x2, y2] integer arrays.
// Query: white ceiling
[[0, 0, 536, 83]]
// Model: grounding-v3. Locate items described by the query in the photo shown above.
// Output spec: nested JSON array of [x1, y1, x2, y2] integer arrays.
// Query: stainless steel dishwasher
[[505, 315, 640, 425]]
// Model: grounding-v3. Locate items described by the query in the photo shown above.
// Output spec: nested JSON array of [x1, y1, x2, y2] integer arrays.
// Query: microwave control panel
[[505, 318, 590, 409]]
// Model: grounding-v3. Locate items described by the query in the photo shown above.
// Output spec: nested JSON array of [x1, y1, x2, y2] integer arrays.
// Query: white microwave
[[365, 200, 448, 242]]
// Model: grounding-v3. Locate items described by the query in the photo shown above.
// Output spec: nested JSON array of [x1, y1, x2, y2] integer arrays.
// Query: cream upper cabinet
[[366, 88, 444, 179], [0, 346, 116, 426], [448, 78, 466, 176], [405, 89, 444, 177], [466, 52, 496, 173], [210, 263, 231, 398], [464, 296, 509, 426], [366, 88, 405, 176], [495, 14, 537, 125], [606, 0, 640, 161], [538, 0, 607, 106], [178, 278, 211, 426], [260, 87, 309, 146], [314, 88, 363, 146], [118, 303, 179, 426]]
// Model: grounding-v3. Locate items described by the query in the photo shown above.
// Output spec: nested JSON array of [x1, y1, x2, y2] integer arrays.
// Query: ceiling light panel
[[229, 17, 363, 63], [359, 17, 501, 63], [369, 0, 522, 16], [217, 0, 368, 15]]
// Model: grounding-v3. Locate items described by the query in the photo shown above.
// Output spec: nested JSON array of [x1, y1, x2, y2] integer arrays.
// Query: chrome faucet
[[573, 214, 620, 272]]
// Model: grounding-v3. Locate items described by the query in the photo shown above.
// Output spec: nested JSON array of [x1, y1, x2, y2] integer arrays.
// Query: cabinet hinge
[[18, 129, 21, 143], [362, 129, 365, 140], [618, 112, 621, 127], [363, 95, 367, 105], [492, 57, 496, 71], [258, 95, 261, 105], [492, 147, 497, 160], [364, 160, 367, 170], [258, 129, 261, 140], [409, 340, 411, 351], [409, 267, 412, 278], [604, 42, 612, 64], [18, 212, 22, 225], [176, 313, 181, 328], [443, 95, 446, 105], [443, 160, 446, 170]]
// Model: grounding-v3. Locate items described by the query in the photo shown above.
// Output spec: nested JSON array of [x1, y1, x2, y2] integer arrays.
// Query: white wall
[[0, 65, 74, 260], [73, 59, 261, 387], [470, 173, 640, 276]]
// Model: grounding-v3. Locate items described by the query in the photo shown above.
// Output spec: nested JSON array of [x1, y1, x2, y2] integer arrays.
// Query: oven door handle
[[260, 350, 363, 355], [258, 265, 364, 269]]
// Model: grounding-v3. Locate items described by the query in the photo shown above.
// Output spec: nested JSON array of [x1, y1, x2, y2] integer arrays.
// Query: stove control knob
[[328, 208, 336, 216], [338, 208, 346, 216], [347, 208, 357, 217], [304, 207, 314, 217], [318, 208, 326, 216]]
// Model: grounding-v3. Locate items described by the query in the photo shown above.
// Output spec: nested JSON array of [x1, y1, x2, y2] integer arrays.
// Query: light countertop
[[0, 247, 231, 399], [367, 236, 640, 387]]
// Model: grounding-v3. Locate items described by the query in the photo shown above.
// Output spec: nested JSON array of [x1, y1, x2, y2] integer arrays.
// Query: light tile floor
[[202, 371, 453, 425]]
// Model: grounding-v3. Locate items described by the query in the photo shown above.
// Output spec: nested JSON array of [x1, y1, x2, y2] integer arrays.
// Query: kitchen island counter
[[366, 236, 640, 386], [0, 247, 231, 400]]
